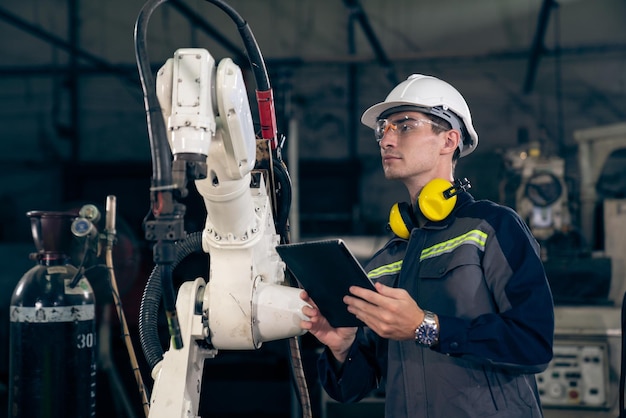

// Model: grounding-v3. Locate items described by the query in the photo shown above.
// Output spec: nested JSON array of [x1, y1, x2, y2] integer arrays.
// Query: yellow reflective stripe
[[420, 230, 487, 261], [367, 260, 403, 279], [365, 230, 487, 278]]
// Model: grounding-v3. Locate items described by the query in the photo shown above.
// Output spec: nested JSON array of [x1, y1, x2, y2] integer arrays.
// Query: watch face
[[416, 311, 438, 346], [417, 327, 437, 345], [417, 324, 437, 346]]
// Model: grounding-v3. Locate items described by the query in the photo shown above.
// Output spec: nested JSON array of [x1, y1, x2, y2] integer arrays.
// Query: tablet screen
[[276, 239, 376, 327]]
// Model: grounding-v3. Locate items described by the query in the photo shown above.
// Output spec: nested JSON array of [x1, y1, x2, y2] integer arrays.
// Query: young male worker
[[300, 74, 554, 418]]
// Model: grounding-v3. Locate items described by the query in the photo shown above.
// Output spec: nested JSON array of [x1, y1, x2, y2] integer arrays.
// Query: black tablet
[[276, 239, 376, 327]]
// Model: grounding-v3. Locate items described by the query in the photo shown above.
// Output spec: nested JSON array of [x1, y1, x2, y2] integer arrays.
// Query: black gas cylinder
[[8, 211, 97, 418]]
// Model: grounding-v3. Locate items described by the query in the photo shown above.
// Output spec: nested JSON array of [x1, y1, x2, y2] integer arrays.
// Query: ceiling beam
[[0, 43, 623, 77], [0, 6, 138, 85], [343, 0, 398, 86], [523, 0, 557, 94]]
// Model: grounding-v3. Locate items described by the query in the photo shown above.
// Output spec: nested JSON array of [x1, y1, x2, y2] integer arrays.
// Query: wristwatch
[[415, 310, 439, 347]]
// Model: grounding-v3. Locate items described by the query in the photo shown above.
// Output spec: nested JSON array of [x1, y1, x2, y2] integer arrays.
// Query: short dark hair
[[426, 114, 460, 163], [427, 114, 451, 133]]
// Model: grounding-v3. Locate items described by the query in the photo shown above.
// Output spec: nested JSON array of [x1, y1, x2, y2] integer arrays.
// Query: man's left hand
[[345, 282, 425, 340]]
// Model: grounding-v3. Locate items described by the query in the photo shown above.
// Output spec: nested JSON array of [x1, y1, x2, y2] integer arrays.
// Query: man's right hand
[[300, 290, 357, 364]]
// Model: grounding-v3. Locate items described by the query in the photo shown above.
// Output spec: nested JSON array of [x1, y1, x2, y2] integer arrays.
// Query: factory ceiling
[[0, 0, 625, 236]]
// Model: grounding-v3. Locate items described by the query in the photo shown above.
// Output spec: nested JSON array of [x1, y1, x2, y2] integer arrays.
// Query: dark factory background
[[0, 0, 625, 417]]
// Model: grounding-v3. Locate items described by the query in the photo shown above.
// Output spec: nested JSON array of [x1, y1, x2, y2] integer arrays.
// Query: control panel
[[537, 340, 610, 408]]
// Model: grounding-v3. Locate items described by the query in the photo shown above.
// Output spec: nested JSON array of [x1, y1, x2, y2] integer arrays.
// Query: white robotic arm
[[147, 48, 308, 417]]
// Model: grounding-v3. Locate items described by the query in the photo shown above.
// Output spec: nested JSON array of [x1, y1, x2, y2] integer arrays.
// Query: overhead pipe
[[347, 9, 359, 158], [523, 0, 557, 94], [67, 0, 80, 161], [342, 0, 398, 86], [0, 45, 623, 77]]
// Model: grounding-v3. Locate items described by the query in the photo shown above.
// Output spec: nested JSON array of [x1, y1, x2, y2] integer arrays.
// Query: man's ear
[[441, 129, 461, 156]]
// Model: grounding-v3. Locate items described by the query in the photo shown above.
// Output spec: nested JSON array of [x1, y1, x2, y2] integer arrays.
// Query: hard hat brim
[[361, 100, 416, 129]]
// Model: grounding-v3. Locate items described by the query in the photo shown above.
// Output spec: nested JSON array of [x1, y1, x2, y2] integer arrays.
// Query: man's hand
[[300, 290, 357, 363], [345, 282, 425, 340]]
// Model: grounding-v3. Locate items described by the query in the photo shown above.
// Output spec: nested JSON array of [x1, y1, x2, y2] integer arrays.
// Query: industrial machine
[[502, 125, 626, 417], [133, 1, 312, 417], [503, 141, 571, 245]]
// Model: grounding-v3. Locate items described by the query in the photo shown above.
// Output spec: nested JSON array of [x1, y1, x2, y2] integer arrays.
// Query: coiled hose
[[138, 231, 204, 370]]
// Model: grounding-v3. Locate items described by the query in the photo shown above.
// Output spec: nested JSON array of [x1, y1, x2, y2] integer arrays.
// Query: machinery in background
[[504, 141, 571, 247], [501, 139, 611, 305], [134, 1, 311, 417], [575, 123, 626, 303], [501, 124, 626, 415], [536, 306, 620, 416]]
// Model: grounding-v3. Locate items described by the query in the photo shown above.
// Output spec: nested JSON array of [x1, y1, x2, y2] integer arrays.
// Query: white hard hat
[[361, 74, 478, 158]]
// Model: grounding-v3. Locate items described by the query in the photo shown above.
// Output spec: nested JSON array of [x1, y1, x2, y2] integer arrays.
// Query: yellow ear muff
[[389, 202, 413, 239], [389, 178, 469, 236], [418, 178, 457, 222]]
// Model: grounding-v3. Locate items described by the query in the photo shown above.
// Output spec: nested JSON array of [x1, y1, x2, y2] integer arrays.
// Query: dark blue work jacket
[[318, 192, 554, 418]]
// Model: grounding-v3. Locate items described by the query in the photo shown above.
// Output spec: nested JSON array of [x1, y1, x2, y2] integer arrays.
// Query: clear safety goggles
[[374, 117, 445, 142]]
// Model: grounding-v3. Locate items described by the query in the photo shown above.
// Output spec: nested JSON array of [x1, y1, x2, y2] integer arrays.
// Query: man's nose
[[379, 131, 397, 148]]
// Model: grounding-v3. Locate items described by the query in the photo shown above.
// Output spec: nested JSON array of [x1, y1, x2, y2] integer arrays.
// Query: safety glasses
[[374, 117, 445, 142]]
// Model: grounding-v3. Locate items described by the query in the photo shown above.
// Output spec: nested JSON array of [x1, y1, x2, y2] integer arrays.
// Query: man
[[300, 74, 554, 417]]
